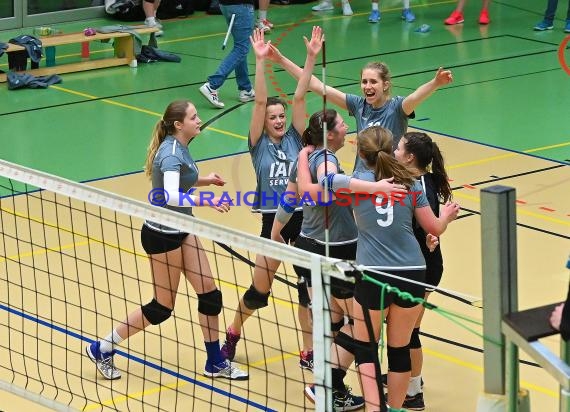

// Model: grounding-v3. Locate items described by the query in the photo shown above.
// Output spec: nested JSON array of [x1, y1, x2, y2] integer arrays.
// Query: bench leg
[[114, 36, 136, 67]]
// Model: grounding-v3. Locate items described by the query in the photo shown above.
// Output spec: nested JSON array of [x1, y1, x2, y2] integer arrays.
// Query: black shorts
[[260, 211, 303, 243], [293, 236, 357, 300], [424, 248, 443, 291], [354, 269, 425, 310], [141, 224, 188, 254]]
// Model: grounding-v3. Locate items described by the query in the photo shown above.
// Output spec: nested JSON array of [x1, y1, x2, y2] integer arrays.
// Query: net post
[[478, 185, 518, 409], [311, 254, 332, 412]]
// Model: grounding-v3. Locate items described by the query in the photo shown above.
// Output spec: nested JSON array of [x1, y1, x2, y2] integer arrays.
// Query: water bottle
[[415, 24, 431, 33]]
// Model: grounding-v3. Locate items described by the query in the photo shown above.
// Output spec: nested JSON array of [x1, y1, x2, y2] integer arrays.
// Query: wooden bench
[[0, 26, 158, 83]]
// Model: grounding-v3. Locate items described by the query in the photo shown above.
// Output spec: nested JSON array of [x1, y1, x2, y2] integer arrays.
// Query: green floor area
[[0, 0, 568, 183]]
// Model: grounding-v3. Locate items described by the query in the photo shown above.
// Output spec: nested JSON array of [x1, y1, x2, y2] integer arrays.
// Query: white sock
[[341, 0, 350, 5], [407, 375, 422, 396], [259, 10, 267, 20], [402, 0, 410, 9], [100, 329, 123, 353], [372, 2, 379, 11]]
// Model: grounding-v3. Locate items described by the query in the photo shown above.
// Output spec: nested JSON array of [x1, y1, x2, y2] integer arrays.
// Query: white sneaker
[[341, 2, 353, 15], [86, 342, 121, 380], [204, 359, 249, 380], [256, 18, 271, 33], [312, 1, 334, 11], [145, 17, 163, 29], [199, 82, 225, 109], [239, 89, 255, 103]]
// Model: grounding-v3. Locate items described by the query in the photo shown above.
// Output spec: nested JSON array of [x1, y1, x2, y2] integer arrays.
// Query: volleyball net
[[0, 159, 355, 411]]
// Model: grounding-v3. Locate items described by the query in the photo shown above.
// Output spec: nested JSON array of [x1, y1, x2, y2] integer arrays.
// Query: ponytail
[[143, 100, 191, 178], [430, 141, 452, 203], [358, 126, 415, 188]]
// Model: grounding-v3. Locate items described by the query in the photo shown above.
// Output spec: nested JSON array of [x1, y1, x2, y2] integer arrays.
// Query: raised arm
[[402, 67, 453, 116], [292, 26, 323, 135], [268, 42, 348, 110], [249, 29, 271, 147], [297, 146, 336, 203]]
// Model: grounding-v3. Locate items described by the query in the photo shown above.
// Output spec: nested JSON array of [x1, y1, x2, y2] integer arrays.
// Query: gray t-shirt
[[294, 149, 358, 244], [249, 125, 302, 212], [346, 94, 412, 172], [146, 135, 199, 232], [352, 168, 429, 269]]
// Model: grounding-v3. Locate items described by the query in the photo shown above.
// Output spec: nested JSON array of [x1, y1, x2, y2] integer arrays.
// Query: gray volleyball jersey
[[352, 169, 429, 269], [294, 149, 358, 245], [346, 94, 412, 172], [146, 135, 198, 233], [249, 125, 302, 212]]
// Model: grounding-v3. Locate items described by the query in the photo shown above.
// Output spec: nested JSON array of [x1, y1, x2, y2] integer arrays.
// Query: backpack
[[156, 0, 194, 18]]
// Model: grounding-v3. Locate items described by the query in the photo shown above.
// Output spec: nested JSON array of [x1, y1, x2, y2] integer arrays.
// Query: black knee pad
[[387, 344, 411, 373], [141, 298, 172, 325], [243, 284, 270, 310], [334, 331, 355, 355], [197, 289, 223, 316], [297, 278, 311, 308], [353, 338, 378, 366], [409, 327, 421, 349], [331, 318, 345, 333]]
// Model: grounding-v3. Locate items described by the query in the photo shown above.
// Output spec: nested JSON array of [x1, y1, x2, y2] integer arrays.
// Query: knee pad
[[141, 298, 172, 325], [387, 344, 411, 373], [297, 279, 311, 308], [409, 327, 421, 349], [243, 284, 270, 310], [197, 289, 223, 316], [331, 318, 345, 333], [334, 331, 355, 355], [353, 338, 377, 366]]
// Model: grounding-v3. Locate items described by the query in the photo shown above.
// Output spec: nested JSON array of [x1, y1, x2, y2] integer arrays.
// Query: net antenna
[[321, 37, 330, 259]]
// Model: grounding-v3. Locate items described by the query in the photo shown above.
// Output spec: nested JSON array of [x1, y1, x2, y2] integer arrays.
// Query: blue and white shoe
[[204, 359, 249, 380], [533, 20, 554, 31], [368, 9, 380, 23], [565, 20, 570, 33], [85, 341, 121, 380], [402, 8, 415, 22]]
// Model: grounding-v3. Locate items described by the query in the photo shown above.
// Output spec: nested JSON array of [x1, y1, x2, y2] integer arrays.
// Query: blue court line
[[0, 303, 277, 412]]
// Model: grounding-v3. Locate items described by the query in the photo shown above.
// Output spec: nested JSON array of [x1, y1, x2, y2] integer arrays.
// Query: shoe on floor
[[342, 2, 353, 16], [402, 8, 415, 22], [220, 328, 241, 360], [368, 9, 380, 23], [333, 386, 365, 411], [312, 1, 334, 11], [534, 20, 554, 31], [239, 89, 256, 103], [479, 8, 490, 25], [261, 18, 274, 28], [204, 359, 249, 380], [256, 18, 271, 33], [199, 82, 225, 109], [299, 350, 314, 371], [85, 341, 121, 380], [403, 392, 425, 411], [565, 20, 570, 33], [444, 10, 464, 25]]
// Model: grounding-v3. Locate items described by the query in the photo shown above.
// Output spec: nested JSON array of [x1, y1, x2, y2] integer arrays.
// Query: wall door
[[0, 0, 105, 31]]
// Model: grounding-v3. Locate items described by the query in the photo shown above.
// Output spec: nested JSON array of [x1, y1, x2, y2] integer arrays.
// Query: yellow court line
[[453, 191, 570, 226]]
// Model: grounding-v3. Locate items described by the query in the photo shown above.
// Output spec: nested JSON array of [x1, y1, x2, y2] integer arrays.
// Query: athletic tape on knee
[[141, 298, 172, 325], [353, 338, 377, 366], [334, 331, 356, 355], [197, 289, 223, 316], [409, 327, 421, 349], [387, 344, 411, 373], [243, 284, 270, 310]]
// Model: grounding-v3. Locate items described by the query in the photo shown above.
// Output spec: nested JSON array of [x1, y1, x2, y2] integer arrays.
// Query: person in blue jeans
[[534, 0, 570, 32], [199, 0, 256, 109]]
